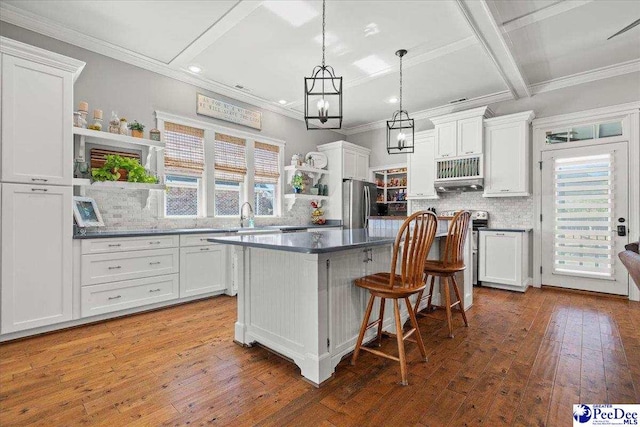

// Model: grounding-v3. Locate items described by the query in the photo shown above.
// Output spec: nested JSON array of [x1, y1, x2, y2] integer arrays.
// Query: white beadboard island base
[[212, 229, 473, 386]]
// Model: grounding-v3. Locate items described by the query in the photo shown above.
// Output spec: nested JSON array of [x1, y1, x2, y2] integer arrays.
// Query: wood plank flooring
[[1, 286, 638, 426]]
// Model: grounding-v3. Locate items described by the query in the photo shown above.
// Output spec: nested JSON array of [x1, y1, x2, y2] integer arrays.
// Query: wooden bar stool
[[414, 210, 471, 338], [351, 211, 438, 385]]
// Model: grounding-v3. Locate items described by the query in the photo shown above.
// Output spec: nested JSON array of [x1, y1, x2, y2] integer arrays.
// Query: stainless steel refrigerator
[[342, 179, 378, 229]]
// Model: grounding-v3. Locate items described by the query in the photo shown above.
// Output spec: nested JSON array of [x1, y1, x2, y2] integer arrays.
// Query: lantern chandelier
[[304, 0, 343, 130], [387, 49, 414, 154]]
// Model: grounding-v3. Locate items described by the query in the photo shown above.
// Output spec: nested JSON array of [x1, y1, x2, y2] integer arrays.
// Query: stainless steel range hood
[[435, 178, 484, 192]]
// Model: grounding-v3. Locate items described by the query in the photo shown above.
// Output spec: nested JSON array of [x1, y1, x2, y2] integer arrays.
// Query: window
[[254, 142, 280, 216], [214, 133, 246, 216], [164, 122, 205, 217]]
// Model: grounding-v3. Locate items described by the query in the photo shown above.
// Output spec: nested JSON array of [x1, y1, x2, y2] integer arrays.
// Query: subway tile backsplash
[[411, 192, 534, 228]]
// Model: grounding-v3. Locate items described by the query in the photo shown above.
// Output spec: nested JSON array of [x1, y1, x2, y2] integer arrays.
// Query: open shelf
[[74, 127, 164, 149], [284, 164, 329, 175], [284, 193, 329, 211]]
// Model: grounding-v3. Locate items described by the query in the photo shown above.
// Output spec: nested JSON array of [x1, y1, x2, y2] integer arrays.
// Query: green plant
[[127, 120, 145, 131], [91, 154, 158, 183], [291, 173, 304, 190]]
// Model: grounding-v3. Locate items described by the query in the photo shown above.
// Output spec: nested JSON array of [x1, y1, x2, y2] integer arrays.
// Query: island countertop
[[209, 228, 400, 254]]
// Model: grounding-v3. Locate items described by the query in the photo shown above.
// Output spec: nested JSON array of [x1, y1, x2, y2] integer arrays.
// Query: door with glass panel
[[541, 142, 629, 295]]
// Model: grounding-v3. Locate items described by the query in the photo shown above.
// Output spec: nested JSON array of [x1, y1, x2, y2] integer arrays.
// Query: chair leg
[[442, 276, 454, 338], [405, 297, 427, 362], [451, 275, 469, 327], [352, 294, 375, 366], [376, 298, 386, 347], [426, 275, 435, 312], [413, 289, 424, 316], [393, 299, 408, 385]]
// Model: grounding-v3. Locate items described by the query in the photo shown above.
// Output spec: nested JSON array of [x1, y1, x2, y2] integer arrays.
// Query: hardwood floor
[[1, 286, 638, 426]]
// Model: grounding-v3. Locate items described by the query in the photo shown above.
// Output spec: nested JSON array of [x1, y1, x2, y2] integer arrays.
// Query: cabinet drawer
[[81, 248, 179, 286], [81, 235, 179, 254], [81, 274, 179, 317], [180, 233, 231, 247]]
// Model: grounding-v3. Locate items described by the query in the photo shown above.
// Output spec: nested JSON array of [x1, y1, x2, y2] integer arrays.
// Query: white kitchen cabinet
[[407, 130, 438, 199], [1, 46, 83, 186], [180, 244, 227, 297], [431, 106, 491, 160], [483, 111, 535, 197], [355, 152, 369, 181], [479, 230, 530, 292], [343, 149, 357, 179], [1, 183, 73, 333]]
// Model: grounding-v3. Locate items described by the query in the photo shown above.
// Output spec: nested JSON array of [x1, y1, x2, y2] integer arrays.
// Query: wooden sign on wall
[[196, 93, 262, 130]]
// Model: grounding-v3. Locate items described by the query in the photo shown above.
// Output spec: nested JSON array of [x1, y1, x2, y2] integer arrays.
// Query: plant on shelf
[[91, 154, 158, 183], [291, 172, 304, 193], [127, 120, 145, 138]]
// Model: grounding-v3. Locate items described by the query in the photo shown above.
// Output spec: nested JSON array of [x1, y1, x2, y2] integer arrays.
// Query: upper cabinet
[[1, 37, 85, 186], [407, 131, 438, 200], [431, 106, 491, 159], [483, 111, 535, 198]]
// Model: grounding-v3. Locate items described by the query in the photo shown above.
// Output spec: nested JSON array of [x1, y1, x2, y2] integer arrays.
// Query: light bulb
[[397, 132, 406, 149], [317, 98, 329, 123]]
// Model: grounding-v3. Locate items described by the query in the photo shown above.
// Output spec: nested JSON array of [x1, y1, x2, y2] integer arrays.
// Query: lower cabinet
[[1, 183, 72, 333], [180, 244, 227, 297], [81, 274, 179, 317], [479, 230, 530, 291]]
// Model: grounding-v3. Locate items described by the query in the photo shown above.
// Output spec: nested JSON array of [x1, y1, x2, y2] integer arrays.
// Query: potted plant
[[91, 154, 158, 183], [291, 173, 304, 194], [128, 120, 145, 138]]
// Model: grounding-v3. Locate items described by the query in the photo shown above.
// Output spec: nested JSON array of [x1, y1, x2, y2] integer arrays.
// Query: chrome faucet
[[240, 202, 254, 228]]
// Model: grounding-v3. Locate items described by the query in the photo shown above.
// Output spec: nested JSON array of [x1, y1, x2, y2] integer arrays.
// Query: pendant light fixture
[[387, 49, 414, 154], [304, 0, 342, 130]]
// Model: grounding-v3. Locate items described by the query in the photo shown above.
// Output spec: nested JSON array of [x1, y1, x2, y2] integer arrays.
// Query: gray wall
[[348, 71, 640, 167], [0, 22, 346, 161]]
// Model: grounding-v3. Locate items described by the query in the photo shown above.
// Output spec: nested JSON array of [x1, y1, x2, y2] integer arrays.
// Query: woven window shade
[[214, 133, 247, 182], [164, 122, 205, 176], [254, 142, 280, 184]]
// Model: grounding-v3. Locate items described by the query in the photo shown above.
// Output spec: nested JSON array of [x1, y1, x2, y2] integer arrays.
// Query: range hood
[[435, 178, 484, 192]]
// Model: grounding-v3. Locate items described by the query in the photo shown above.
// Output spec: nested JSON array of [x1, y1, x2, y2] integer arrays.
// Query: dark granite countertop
[[208, 228, 397, 254], [73, 222, 342, 239]]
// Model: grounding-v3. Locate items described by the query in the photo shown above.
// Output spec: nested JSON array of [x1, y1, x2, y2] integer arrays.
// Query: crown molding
[[484, 110, 535, 126], [343, 91, 512, 135], [529, 59, 640, 95], [0, 3, 304, 122], [532, 101, 640, 129]]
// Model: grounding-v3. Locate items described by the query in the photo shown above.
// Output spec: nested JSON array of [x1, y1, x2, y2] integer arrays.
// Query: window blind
[[164, 122, 205, 176], [254, 142, 280, 184], [553, 153, 614, 278], [214, 133, 247, 182]]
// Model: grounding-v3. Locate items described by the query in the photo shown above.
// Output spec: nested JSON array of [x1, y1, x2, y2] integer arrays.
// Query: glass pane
[[598, 122, 623, 138], [546, 131, 569, 144], [569, 125, 594, 141], [254, 183, 275, 216], [215, 180, 241, 216], [166, 186, 198, 216]]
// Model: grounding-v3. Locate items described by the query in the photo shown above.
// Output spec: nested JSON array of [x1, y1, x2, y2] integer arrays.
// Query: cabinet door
[[479, 232, 521, 286], [1, 55, 73, 186], [435, 122, 457, 158], [343, 149, 357, 179], [355, 152, 369, 180], [179, 245, 227, 297], [1, 183, 72, 333], [484, 122, 528, 196], [407, 135, 437, 199], [457, 117, 483, 155]]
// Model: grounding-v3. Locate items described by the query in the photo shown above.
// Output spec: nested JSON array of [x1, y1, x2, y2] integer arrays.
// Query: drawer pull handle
[[149, 241, 162, 245], [31, 178, 48, 182], [200, 238, 209, 241], [500, 189, 510, 192], [496, 233, 505, 236], [108, 295, 122, 300], [108, 266, 122, 270], [465, 151, 473, 154], [149, 261, 161, 265], [108, 244, 121, 247], [200, 247, 211, 251], [31, 188, 48, 192], [149, 288, 161, 293]]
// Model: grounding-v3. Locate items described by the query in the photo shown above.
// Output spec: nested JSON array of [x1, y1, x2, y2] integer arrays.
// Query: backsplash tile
[[411, 192, 534, 228]]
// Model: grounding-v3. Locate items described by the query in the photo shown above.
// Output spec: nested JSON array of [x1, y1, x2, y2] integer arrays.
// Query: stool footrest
[[361, 346, 400, 362]]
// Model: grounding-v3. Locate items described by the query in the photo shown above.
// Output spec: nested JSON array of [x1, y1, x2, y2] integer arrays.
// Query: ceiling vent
[[449, 97, 468, 104], [234, 84, 251, 92]]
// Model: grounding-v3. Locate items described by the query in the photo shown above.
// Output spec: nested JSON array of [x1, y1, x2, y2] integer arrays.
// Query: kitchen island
[[210, 228, 472, 385]]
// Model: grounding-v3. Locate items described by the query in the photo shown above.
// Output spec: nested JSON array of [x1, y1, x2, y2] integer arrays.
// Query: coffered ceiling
[[1, 0, 638, 133]]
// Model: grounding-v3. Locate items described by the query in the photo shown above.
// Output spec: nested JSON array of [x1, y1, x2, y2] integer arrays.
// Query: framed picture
[[73, 196, 105, 227]]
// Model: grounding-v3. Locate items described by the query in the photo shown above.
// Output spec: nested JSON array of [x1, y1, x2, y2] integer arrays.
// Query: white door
[[541, 142, 629, 295], [435, 122, 457, 158], [1, 183, 73, 333], [1, 55, 73, 186], [407, 134, 437, 199], [355, 153, 369, 181], [179, 245, 227, 297], [343, 149, 356, 179], [457, 117, 482, 156]]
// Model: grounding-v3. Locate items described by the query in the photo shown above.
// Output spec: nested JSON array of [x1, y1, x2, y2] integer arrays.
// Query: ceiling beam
[[455, 0, 529, 99], [169, 0, 262, 68], [501, 0, 593, 34]]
